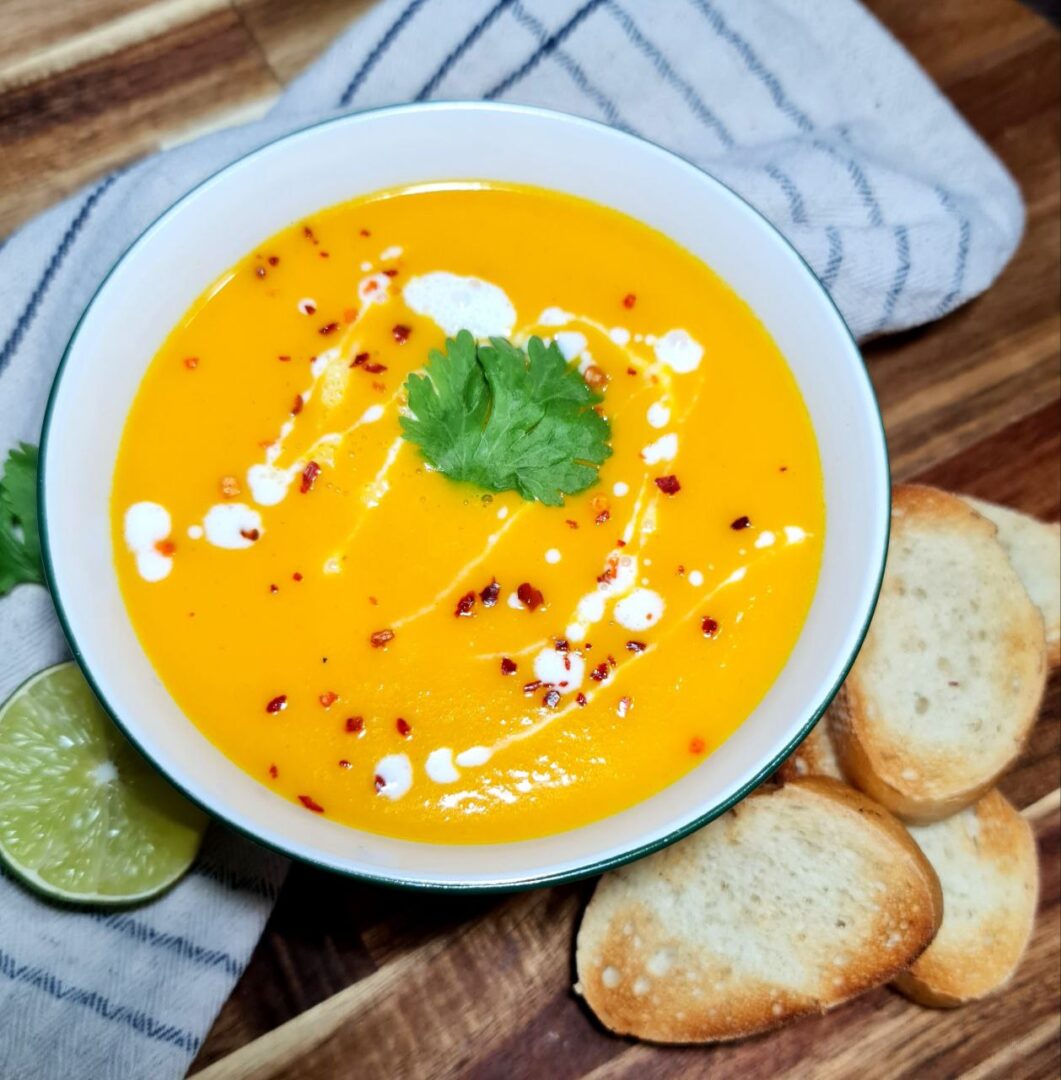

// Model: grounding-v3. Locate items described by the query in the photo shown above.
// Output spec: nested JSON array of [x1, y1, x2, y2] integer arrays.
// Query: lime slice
[[0, 662, 206, 904]]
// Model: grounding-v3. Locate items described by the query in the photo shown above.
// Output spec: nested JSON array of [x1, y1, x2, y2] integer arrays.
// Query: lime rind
[[0, 662, 207, 905]]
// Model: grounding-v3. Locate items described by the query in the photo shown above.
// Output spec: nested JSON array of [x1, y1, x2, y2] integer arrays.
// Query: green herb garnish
[[401, 331, 612, 507], [0, 443, 42, 595]]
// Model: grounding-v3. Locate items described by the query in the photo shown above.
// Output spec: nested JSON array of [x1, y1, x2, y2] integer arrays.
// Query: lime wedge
[[0, 662, 206, 904]]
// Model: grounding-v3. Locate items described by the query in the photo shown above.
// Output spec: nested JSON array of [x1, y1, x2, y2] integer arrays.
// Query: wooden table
[[3, 1, 1058, 1076]]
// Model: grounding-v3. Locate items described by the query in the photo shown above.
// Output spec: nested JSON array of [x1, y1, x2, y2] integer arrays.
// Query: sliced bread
[[830, 485, 1046, 823], [776, 719, 846, 783], [894, 789, 1039, 1007], [574, 778, 942, 1043], [963, 496, 1060, 667]]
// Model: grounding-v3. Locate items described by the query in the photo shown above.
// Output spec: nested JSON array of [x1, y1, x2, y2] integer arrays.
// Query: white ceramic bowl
[[41, 103, 889, 890]]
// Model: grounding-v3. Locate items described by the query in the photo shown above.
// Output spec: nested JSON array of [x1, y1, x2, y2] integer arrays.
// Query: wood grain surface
[[1, 1, 1057, 1077]]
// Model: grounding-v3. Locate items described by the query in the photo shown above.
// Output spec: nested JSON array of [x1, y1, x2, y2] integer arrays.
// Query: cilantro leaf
[[401, 332, 611, 507], [0, 443, 43, 594]]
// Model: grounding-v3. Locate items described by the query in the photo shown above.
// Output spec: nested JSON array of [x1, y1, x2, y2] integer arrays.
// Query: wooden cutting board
[[2, 1, 1058, 1076]]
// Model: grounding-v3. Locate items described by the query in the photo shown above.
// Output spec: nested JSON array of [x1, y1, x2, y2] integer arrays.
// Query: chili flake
[[345, 715, 365, 734], [360, 228, 371, 237], [383, 268, 399, 278], [373, 774, 385, 792], [155, 538, 177, 557], [731, 515, 752, 530], [454, 591, 476, 617], [701, 616, 720, 638], [542, 688, 561, 709], [352, 351, 369, 367], [278, 354, 291, 362], [480, 579, 500, 607], [363, 361, 387, 374], [516, 582, 544, 610], [622, 293, 637, 309], [576, 693, 588, 707], [298, 795, 325, 813], [500, 657, 518, 675], [522, 680, 543, 694], [268, 256, 279, 266], [626, 640, 647, 653], [318, 321, 339, 336], [565, 519, 579, 529], [255, 265, 266, 279], [370, 629, 395, 648], [689, 737, 706, 755], [655, 475, 681, 495], [554, 638, 570, 652], [300, 461, 321, 494], [239, 528, 260, 542], [269, 583, 279, 594], [303, 225, 318, 243], [338, 759, 352, 769], [268, 764, 278, 779], [293, 572, 303, 582], [292, 394, 304, 415], [265, 695, 287, 714], [392, 324, 411, 343], [590, 663, 610, 683], [183, 356, 199, 370], [343, 307, 358, 324], [396, 717, 412, 738], [319, 691, 338, 708], [626, 367, 637, 376]]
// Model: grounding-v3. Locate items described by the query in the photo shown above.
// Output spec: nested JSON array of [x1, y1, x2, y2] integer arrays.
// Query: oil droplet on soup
[[111, 183, 823, 844]]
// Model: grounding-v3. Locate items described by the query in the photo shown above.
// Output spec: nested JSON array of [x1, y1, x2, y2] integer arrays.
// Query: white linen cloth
[[0, 1, 1023, 1077]]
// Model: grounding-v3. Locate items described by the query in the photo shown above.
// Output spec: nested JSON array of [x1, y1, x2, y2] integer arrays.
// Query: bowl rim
[[38, 100, 890, 892]]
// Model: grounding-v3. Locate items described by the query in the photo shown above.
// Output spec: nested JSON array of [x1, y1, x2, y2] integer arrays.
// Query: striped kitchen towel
[[0, 1, 1023, 1078]]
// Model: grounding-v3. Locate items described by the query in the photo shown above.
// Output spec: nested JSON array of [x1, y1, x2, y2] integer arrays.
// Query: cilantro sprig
[[0, 443, 43, 595], [401, 332, 612, 507]]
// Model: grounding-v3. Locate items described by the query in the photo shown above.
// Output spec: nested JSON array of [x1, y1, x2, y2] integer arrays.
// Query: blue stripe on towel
[[338, 0, 431, 107], [605, 1, 735, 149], [96, 915, 242, 977], [934, 185, 971, 316], [508, 2, 629, 128], [0, 948, 200, 1052], [764, 163, 808, 224], [0, 174, 117, 378], [821, 225, 844, 289], [416, 0, 517, 100], [689, 0, 815, 134], [485, 0, 606, 99], [875, 224, 910, 331]]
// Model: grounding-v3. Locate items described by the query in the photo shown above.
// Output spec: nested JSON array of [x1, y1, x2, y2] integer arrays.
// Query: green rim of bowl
[[38, 101, 891, 893]]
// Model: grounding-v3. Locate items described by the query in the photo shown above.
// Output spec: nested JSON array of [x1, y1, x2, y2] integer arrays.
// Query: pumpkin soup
[[111, 183, 824, 844]]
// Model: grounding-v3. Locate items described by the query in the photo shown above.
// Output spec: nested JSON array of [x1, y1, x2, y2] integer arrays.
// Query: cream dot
[[613, 481, 630, 497], [545, 548, 562, 564], [688, 569, 704, 586], [187, 525, 204, 540]]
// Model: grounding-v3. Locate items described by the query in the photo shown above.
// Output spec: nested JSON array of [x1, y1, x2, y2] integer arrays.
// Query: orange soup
[[111, 184, 824, 844]]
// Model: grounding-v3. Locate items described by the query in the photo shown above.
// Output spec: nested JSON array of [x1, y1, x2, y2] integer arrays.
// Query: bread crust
[[575, 778, 942, 1043], [831, 485, 1046, 823]]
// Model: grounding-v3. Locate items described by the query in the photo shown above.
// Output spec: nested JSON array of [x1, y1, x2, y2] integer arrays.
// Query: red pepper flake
[[607, 653, 617, 668], [701, 616, 720, 638], [278, 354, 291, 363], [454, 591, 476, 617], [368, 595, 379, 606], [183, 356, 199, 370], [542, 688, 561, 709], [730, 515, 752, 530], [677, 564, 686, 576], [554, 638, 569, 652], [655, 475, 681, 495], [343, 307, 358, 324], [292, 571, 303, 582], [298, 794, 325, 813], [565, 519, 579, 529], [363, 361, 388, 374], [500, 657, 518, 675], [267, 256, 279, 266], [345, 716, 365, 735], [590, 662, 610, 682], [373, 774, 385, 793], [303, 225, 318, 243], [300, 461, 321, 494], [616, 538, 626, 548], [265, 695, 287, 714], [480, 578, 500, 607], [516, 582, 544, 610], [392, 324, 411, 344], [370, 629, 395, 648], [239, 528, 260, 542], [396, 717, 412, 738], [319, 251, 330, 259], [779, 466, 788, 473], [359, 228, 371, 237], [269, 583, 279, 594], [372, 381, 386, 392], [626, 367, 637, 376], [292, 394, 304, 415], [595, 509, 611, 525], [338, 759, 352, 769], [382, 268, 399, 278], [622, 293, 637, 309], [576, 692, 587, 707], [626, 640, 647, 653], [319, 691, 338, 708], [522, 680, 543, 695], [689, 736, 706, 755], [616, 696, 633, 718], [597, 557, 619, 585], [155, 538, 177, 557], [255, 265, 266, 279], [268, 764, 278, 779], [318, 321, 339, 336]]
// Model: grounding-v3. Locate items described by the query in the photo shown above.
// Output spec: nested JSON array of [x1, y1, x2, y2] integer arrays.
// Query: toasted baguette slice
[[831, 485, 1046, 823], [575, 778, 942, 1043], [963, 496, 1060, 667], [776, 719, 846, 783], [895, 789, 1039, 1007]]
